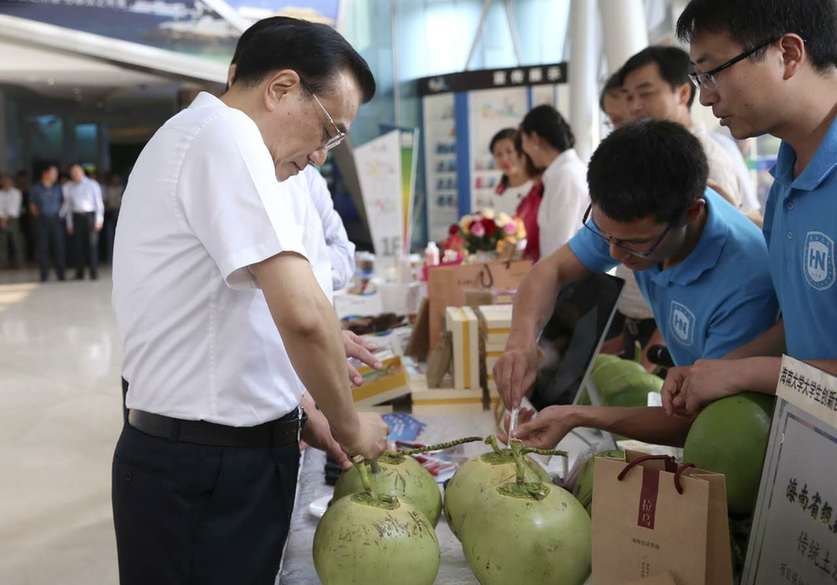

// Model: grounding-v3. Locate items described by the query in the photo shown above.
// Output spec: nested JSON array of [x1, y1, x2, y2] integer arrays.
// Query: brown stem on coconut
[[352, 455, 374, 493], [509, 440, 528, 485], [397, 436, 483, 456], [485, 435, 503, 454], [521, 447, 569, 459]]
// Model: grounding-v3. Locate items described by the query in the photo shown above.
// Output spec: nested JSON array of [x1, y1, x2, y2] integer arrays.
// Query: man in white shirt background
[[621, 45, 753, 211], [303, 165, 356, 290], [111, 17, 388, 585], [0, 174, 26, 268], [63, 164, 104, 280], [0, 173, 26, 269]]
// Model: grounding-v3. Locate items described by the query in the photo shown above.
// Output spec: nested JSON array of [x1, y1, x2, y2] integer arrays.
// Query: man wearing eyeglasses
[[111, 17, 388, 585], [660, 0, 837, 417], [620, 45, 754, 212], [493, 119, 778, 449]]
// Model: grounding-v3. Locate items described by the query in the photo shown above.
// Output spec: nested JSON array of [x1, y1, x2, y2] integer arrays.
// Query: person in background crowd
[[29, 164, 66, 282], [63, 163, 104, 280], [103, 173, 123, 264], [14, 169, 33, 262], [302, 165, 357, 290], [600, 72, 631, 131], [494, 120, 778, 448], [620, 45, 748, 210], [710, 129, 762, 213], [519, 104, 589, 258], [489, 128, 544, 261], [598, 76, 660, 367], [662, 0, 837, 414], [0, 173, 26, 269]]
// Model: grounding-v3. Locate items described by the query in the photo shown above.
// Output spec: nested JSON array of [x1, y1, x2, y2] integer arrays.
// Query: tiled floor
[[0, 268, 122, 584]]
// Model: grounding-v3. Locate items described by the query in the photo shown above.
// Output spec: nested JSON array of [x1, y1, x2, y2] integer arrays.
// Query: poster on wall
[[0, 0, 342, 63], [354, 130, 403, 261], [422, 93, 459, 243], [220, 0, 339, 24], [467, 87, 528, 214], [418, 63, 568, 243], [399, 128, 419, 251]]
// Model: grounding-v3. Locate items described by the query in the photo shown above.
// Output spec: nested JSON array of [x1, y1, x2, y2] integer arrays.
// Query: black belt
[[127, 408, 306, 448], [121, 378, 306, 447]]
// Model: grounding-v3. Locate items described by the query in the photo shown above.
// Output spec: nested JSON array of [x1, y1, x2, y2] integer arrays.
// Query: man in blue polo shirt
[[29, 164, 67, 283], [661, 0, 837, 416], [494, 119, 778, 448]]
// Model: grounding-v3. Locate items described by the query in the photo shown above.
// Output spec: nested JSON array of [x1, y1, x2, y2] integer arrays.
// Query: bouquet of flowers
[[444, 208, 526, 257]]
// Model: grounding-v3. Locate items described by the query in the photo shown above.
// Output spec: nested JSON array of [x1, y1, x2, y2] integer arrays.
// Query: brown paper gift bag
[[592, 452, 733, 585], [427, 259, 531, 349]]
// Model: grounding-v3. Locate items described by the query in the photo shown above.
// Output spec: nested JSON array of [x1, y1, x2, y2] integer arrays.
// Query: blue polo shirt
[[763, 116, 837, 361], [30, 182, 64, 217], [569, 189, 778, 366]]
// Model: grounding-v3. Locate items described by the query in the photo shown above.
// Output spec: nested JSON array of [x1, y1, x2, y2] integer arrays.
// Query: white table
[[277, 411, 598, 585]]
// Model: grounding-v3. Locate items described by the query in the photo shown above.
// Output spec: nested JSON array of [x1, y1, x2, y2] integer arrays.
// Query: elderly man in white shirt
[[63, 164, 104, 279], [0, 173, 26, 268], [111, 17, 388, 585]]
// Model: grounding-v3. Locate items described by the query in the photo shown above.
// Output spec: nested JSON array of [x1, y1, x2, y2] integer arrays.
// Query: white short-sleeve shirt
[[113, 92, 325, 426], [302, 166, 355, 291], [538, 149, 590, 258]]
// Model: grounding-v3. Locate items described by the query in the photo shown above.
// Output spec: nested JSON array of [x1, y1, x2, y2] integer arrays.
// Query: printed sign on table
[[743, 356, 837, 585]]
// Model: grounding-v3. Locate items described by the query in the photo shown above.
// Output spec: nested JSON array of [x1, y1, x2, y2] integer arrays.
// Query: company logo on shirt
[[669, 301, 695, 346], [803, 231, 835, 291]]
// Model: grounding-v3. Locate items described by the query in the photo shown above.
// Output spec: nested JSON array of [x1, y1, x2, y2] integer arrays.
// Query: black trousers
[[72, 212, 99, 278], [35, 215, 65, 281], [112, 421, 300, 585]]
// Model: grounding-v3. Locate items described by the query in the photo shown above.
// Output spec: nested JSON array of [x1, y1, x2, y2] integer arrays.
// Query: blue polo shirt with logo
[[763, 116, 837, 361], [569, 189, 779, 366]]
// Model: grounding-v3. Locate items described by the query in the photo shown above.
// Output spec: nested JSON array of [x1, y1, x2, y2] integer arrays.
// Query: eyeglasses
[[582, 204, 680, 259], [688, 38, 778, 90], [311, 93, 346, 152]]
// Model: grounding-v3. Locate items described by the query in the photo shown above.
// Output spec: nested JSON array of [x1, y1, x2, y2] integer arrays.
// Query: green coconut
[[444, 447, 551, 539], [333, 452, 442, 525], [314, 491, 440, 585], [604, 373, 663, 407], [683, 392, 775, 517], [573, 449, 625, 513], [461, 469, 591, 585]]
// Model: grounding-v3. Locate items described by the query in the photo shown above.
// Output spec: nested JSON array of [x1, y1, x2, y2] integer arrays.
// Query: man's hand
[[300, 394, 352, 469], [333, 412, 389, 461], [501, 405, 580, 450], [493, 345, 540, 410], [95, 221, 104, 232], [662, 360, 743, 416], [497, 407, 535, 443], [67, 226, 74, 236], [342, 330, 382, 386]]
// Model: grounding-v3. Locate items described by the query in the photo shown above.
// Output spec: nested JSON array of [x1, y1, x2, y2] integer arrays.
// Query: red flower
[[449, 224, 461, 236], [481, 218, 497, 236]]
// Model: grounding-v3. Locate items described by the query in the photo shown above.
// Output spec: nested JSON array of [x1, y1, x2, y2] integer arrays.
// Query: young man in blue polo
[[662, 0, 837, 416], [493, 119, 778, 448]]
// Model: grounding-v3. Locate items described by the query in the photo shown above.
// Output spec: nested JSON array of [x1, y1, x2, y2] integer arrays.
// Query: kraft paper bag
[[622, 572, 677, 585], [427, 259, 531, 349], [592, 451, 733, 585]]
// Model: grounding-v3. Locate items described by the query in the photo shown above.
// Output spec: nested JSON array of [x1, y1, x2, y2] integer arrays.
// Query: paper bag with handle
[[592, 451, 733, 585], [427, 259, 531, 349]]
